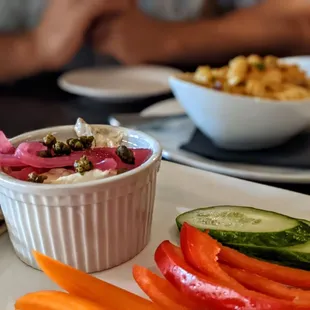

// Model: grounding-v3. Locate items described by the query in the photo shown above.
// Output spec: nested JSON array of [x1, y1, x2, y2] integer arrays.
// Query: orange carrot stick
[[219, 246, 310, 289], [221, 264, 310, 305], [133, 265, 200, 310], [15, 291, 109, 310], [33, 251, 163, 310]]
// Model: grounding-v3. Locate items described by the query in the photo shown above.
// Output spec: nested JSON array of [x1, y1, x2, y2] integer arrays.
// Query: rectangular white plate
[[1, 161, 310, 309]]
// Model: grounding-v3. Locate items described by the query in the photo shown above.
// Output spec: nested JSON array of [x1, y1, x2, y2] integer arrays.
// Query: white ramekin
[[0, 125, 162, 273]]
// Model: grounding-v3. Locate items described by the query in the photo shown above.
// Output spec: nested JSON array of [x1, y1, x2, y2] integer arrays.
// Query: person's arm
[[161, 6, 297, 66], [91, 2, 302, 67], [0, 0, 130, 83], [0, 32, 44, 82]]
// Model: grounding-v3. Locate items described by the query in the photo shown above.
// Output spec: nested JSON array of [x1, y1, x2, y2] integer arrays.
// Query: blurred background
[[1, 0, 310, 193]]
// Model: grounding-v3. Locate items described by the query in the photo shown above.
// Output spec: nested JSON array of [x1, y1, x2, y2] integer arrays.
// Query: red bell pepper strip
[[133, 265, 199, 310], [180, 223, 244, 290], [219, 245, 310, 289], [155, 240, 296, 310], [221, 264, 310, 305]]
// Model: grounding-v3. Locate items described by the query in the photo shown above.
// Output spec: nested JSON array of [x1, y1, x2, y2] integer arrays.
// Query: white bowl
[[0, 125, 162, 273], [169, 60, 310, 150], [281, 56, 310, 75]]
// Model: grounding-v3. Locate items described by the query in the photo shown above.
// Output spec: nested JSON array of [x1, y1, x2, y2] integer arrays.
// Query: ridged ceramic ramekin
[[0, 125, 162, 273]]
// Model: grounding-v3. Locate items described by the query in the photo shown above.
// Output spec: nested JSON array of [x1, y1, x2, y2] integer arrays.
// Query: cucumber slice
[[176, 206, 310, 247], [300, 219, 310, 226], [230, 218, 310, 270]]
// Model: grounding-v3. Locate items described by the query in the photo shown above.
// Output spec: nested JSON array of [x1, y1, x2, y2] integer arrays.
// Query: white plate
[[136, 57, 310, 182], [132, 99, 310, 183], [58, 65, 182, 102], [2, 161, 310, 309], [141, 98, 185, 116]]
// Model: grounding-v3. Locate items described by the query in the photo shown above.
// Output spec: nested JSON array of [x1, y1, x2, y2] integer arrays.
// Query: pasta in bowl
[[185, 55, 310, 101], [169, 56, 310, 150]]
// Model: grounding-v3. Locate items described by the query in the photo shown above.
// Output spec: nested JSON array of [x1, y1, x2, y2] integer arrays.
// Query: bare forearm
[[162, 7, 295, 66], [0, 33, 43, 82]]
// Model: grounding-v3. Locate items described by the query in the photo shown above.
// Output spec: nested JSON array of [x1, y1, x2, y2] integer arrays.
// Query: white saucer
[[141, 98, 185, 116], [132, 99, 310, 184], [58, 65, 182, 102]]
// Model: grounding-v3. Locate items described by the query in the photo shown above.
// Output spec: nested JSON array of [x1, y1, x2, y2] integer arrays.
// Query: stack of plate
[[58, 65, 181, 102], [110, 98, 310, 184]]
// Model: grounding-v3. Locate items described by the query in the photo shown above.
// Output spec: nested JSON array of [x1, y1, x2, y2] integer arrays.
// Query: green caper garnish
[[27, 172, 47, 184], [116, 145, 135, 165], [52, 141, 71, 156], [67, 138, 84, 151], [253, 63, 265, 71], [79, 136, 94, 149], [43, 134, 57, 147], [74, 155, 93, 174], [37, 149, 53, 158]]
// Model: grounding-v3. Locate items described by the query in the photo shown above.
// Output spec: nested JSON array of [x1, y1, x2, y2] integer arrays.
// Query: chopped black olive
[[27, 172, 47, 184], [74, 155, 93, 174], [116, 145, 135, 165], [43, 134, 57, 147], [53, 141, 71, 156]]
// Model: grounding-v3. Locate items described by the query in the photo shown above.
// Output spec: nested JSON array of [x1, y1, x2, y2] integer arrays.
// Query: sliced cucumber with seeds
[[300, 219, 310, 227], [176, 206, 310, 247], [224, 219, 310, 270]]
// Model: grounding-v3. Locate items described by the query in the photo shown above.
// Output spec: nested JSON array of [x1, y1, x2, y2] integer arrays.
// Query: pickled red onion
[[2, 141, 151, 172], [94, 158, 117, 171], [15, 142, 82, 168], [0, 153, 24, 167], [15, 142, 118, 169], [0, 131, 15, 154]]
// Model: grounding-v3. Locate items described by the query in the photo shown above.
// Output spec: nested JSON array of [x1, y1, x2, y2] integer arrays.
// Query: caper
[[27, 172, 47, 184], [253, 63, 265, 71], [37, 149, 53, 158], [79, 136, 94, 149], [53, 141, 71, 156], [116, 145, 135, 165], [74, 155, 93, 174], [67, 138, 84, 151], [43, 134, 57, 147]]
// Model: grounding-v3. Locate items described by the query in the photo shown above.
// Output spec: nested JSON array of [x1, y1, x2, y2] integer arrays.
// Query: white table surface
[[2, 160, 310, 309]]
